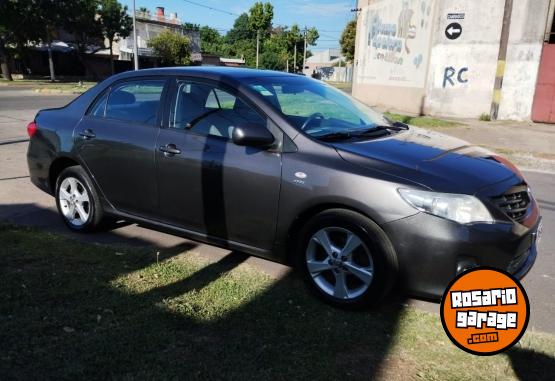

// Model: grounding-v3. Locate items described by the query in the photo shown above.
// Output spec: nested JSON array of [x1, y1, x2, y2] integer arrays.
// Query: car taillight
[[27, 121, 37, 137]]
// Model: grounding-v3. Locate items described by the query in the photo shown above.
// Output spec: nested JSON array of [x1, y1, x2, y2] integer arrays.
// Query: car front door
[[74, 78, 167, 217], [155, 79, 282, 250]]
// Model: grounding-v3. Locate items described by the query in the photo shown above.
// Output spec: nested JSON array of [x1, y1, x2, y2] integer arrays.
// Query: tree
[[183, 23, 200, 32], [0, 0, 37, 80], [225, 13, 253, 45], [340, 20, 356, 63], [200, 26, 223, 55], [148, 30, 191, 66], [99, 0, 132, 75], [63, 0, 104, 79], [248, 2, 274, 36]]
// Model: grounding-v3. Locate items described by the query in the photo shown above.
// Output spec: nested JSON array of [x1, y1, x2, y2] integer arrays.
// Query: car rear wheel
[[55, 166, 103, 232], [297, 209, 398, 308]]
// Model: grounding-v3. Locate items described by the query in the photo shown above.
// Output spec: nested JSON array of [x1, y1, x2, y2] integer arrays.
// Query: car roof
[[114, 66, 302, 82]]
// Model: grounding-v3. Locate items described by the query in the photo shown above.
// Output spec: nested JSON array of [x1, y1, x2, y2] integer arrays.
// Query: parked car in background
[[27, 67, 541, 307]]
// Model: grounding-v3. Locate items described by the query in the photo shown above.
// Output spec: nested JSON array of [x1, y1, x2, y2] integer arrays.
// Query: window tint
[[89, 91, 108, 117], [170, 81, 265, 139], [105, 80, 165, 125]]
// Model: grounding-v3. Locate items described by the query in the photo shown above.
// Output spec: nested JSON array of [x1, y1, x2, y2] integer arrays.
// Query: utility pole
[[490, 0, 514, 120], [132, 0, 139, 70], [286, 58, 289, 72], [303, 26, 307, 74], [293, 43, 297, 72], [256, 30, 260, 68]]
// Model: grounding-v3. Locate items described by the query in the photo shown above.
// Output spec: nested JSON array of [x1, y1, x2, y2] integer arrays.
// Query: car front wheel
[[55, 166, 103, 232], [298, 209, 398, 308]]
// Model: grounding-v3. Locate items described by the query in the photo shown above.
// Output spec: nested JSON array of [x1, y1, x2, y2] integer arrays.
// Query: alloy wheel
[[306, 227, 374, 300], [58, 177, 90, 226]]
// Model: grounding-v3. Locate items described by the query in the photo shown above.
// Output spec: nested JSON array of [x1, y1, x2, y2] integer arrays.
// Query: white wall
[[424, 0, 505, 118], [353, 0, 550, 120], [498, 0, 550, 120], [352, 0, 437, 114], [425, 0, 550, 120]]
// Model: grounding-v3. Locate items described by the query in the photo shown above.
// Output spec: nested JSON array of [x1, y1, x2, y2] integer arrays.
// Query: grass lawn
[[0, 79, 97, 93], [384, 112, 464, 128], [1, 224, 554, 380]]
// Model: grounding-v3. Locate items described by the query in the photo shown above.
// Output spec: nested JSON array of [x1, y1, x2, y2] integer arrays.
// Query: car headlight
[[398, 189, 494, 224]]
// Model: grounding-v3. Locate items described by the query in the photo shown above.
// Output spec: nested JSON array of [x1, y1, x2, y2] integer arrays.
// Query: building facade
[[117, 7, 201, 64], [352, 0, 555, 121]]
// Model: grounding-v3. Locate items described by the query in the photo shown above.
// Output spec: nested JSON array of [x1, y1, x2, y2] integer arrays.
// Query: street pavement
[[1, 87, 554, 334]]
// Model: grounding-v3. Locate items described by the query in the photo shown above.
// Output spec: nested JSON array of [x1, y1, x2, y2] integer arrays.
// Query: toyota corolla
[[27, 67, 542, 307]]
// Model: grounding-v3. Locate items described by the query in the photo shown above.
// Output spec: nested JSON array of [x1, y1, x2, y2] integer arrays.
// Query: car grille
[[491, 185, 530, 223]]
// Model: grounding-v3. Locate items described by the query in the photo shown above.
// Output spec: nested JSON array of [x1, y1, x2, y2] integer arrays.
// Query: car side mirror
[[232, 124, 275, 148]]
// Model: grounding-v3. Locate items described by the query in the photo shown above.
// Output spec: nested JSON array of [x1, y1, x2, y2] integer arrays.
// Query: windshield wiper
[[317, 128, 389, 142], [382, 118, 410, 130], [316, 131, 354, 141]]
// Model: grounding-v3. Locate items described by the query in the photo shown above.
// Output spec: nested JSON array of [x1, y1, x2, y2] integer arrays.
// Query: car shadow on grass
[[0, 204, 407, 380], [1, 205, 553, 380]]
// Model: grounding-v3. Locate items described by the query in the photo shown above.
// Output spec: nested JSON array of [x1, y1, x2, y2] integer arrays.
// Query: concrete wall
[[425, 0, 550, 120], [424, 0, 505, 118], [352, 0, 437, 114], [353, 0, 551, 120], [498, 0, 551, 120]]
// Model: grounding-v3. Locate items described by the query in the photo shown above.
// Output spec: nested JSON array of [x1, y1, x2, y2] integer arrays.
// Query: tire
[[55, 165, 104, 232], [296, 209, 398, 308]]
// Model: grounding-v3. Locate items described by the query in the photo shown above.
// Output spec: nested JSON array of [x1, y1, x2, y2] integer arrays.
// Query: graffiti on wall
[[357, 0, 435, 88], [443, 66, 469, 88]]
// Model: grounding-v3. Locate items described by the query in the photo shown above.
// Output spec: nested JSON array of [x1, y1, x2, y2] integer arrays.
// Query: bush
[[479, 113, 492, 121]]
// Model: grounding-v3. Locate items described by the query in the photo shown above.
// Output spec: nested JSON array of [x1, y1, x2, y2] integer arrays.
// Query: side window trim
[[105, 78, 167, 127], [87, 76, 169, 127], [86, 87, 110, 118], [165, 77, 266, 129], [163, 76, 285, 152]]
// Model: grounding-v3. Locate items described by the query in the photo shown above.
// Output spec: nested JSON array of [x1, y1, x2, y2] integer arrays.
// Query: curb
[[33, 88, 86, 95]]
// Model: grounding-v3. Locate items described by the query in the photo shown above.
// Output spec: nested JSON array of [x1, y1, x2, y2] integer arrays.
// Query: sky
[[120, 0, 358, 51]]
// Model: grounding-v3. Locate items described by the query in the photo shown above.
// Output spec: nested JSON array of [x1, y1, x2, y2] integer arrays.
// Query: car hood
[[334, 127, 521, 194]]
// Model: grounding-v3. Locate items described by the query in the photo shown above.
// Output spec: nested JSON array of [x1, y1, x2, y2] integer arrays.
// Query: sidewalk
[[420, 119, 555, 173]]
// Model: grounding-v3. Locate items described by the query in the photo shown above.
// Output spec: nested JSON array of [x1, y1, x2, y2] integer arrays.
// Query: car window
[[247, 77, 390, 138], [170, 81, 266, 140], [89, 91, 108, 117], [274, 86, 360, 125], [105, 80, 165, 126]]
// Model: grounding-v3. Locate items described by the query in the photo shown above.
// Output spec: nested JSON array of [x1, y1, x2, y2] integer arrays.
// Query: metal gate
[[532, 45, 555, 123], [531, 1, 555, 123]]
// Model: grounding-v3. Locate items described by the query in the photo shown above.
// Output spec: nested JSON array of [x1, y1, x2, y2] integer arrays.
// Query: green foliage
[[225, 13, 254, 45], [200, 26, 224, 55], [99, 0, 132, 43], [183, 22, 200, 32], [148, 30, 191, 66], [340, 20, 356, 62], [62, 0, 104, 51], [248, 2, 274, 35], [479, 113, 492, 121]]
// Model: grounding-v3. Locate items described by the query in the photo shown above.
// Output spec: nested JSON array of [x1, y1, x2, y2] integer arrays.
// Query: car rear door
[[155, 78, 282, 250], [74, 78, 167, 217]]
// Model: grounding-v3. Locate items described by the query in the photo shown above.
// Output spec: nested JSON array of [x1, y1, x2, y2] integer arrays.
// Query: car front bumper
[[381, 212, 541, 300]]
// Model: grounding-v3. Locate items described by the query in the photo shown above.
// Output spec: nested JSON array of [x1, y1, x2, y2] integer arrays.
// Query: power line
[[181, 0, 241, 17]]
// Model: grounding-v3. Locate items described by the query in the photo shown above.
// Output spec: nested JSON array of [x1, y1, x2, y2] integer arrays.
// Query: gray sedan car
[[27, 67, 541, 308]]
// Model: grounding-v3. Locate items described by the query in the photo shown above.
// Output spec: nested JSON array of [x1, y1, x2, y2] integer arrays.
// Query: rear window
[[104, 80, 165, 126]]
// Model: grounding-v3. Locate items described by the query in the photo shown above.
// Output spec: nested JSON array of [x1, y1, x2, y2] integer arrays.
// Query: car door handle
[[79, 129, 96, 139], [159, 144, 181, 156]]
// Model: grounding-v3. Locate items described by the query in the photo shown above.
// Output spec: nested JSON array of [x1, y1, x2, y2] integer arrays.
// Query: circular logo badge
[[440, 267, 529, 356]]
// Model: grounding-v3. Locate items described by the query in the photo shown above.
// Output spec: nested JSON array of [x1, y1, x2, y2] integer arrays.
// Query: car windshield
[[246, 76, 393, 138]]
